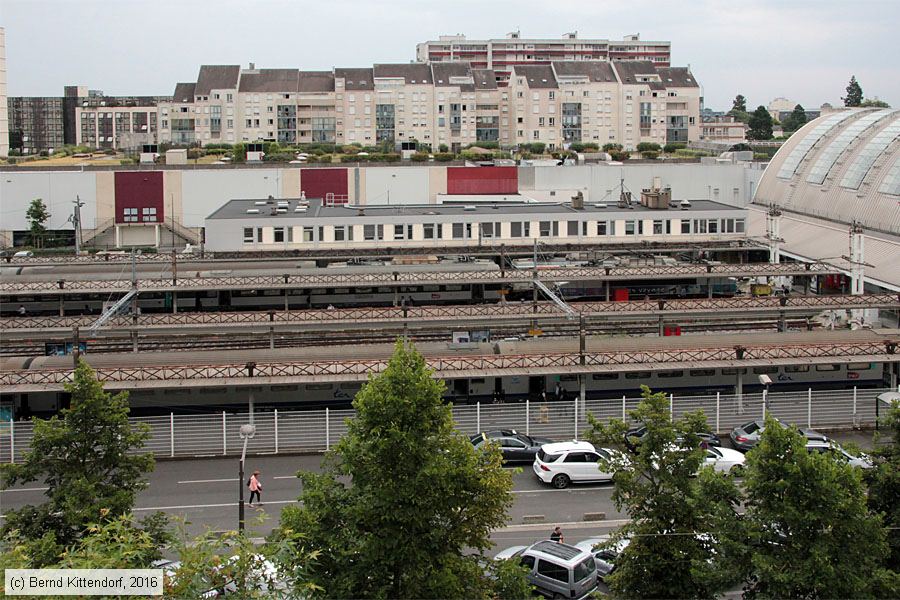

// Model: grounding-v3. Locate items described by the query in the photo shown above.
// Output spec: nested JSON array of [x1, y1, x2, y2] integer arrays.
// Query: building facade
[[8, 96, 65, 154], [157, 60, 700, 152], [416, 31, 671, 83], [699, 115, 748, 145], [0, 27, 8, 157]]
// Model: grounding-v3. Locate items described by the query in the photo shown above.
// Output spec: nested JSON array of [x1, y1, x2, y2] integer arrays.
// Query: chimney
[[571, 191, 584, 209], [249, 62, 255, 70]]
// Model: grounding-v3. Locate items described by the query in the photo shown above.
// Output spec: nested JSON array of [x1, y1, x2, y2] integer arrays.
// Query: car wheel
[[551, 474, 570, 489]]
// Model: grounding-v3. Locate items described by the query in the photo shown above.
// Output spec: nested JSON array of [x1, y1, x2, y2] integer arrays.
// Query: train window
[[263, 290, 281, 296], [481, 222, 500, 238], [653, 220, 663, 235], [470, 378, 486, 384], [690, 369, 716, 377], [592, 373, 619, 380], [333, 288, 350, 294], [243, 228, 254, 243], [511, 222, 531, 237], [394, 224, 405, 240], [721, 367, 748, 375], [784, 365, 810, 373], [752, 366, 778, 374], [334, 226, 347, 241], [815, 364, 840, 372], [364, 224, 384, 241], [306, 383, 334, 391], [199, 387, 227, 394], [560, 374, 578, 382], [271, 385, 299, 391], [423, 223, 436, 239], [274, 227, 285, 243], [539, 221, 557, 237], [847, 363, 871, 370], [303, 226, 315, 242], [257, 227, 263, 242], [445, 284, 463, 291], [567, 221, 579, 236], [736, 219, 745, 233], [625, 220, 636, 235], [681, 220, 691, 234], [658, 370, 684, 378], [163, 389, 191, 396], [708, 219, 718, 234], [625, 371, 651, 379]]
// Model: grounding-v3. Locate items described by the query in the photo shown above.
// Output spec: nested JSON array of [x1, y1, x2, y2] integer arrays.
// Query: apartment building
[[416, 31, 671, 83], [75, 96, 163, 150], [8, 96, 65, 154], [699, 115, 747, 145]]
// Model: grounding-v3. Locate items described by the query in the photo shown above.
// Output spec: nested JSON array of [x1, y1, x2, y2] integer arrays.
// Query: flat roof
[[208, 198, 744, 220]]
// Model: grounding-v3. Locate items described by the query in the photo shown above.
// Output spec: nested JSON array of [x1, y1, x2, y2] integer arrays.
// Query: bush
[[119, 157, 139, 165], [311, 154, 332, 163], [410, 152, 429, 162], [102, 148, 117, 155], [341, 154, 365, 163], [636, 142, 662, 153], [433, 153, 455, 162], [609, 150, 630, 161], [438, 144, 449, 153], [469, 141, 499, 150], [39, 150, 49, 157], [231, 143, 246, 163], [341, 145, 361, 154], [753, 152, 769, 160], [264, 152, 295, 162], [187, 149, 203, 160], [663, 142, 687, 153], [569, 142, 599, 152], [602, 143, 623, 152], [522, 142, 546, 154], [641, 150, 660, 160], [204, 143, 233, 151]]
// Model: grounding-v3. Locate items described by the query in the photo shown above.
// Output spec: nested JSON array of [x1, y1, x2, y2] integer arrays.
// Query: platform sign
[[528, 328, 543, 336], [469, 330, 491, 343], [44, 342, 87, 356]]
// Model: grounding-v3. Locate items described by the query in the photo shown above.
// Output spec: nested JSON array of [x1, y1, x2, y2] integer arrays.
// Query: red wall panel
[[300, 168, 349, 203], [446, 166, 518, 195], [114, 171, 164, 224]]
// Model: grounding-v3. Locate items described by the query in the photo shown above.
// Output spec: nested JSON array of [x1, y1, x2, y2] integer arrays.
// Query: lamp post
[[759, 374, 772, 419], [238, 423, 256, 532]]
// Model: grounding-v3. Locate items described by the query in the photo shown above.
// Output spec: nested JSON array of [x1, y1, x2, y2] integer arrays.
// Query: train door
[[218, 290, 232, 310], [494, 377, 505, 403], [472, 284, 484, 302], [452, 379, 470, 403], [528, 376, 545, 400]]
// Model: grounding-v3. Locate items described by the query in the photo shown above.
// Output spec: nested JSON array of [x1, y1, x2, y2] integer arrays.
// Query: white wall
[[0, 171, 98, 230], [363, 167, 429, 205], [525, 164, 753, 207], [180, 169, 283, 228]]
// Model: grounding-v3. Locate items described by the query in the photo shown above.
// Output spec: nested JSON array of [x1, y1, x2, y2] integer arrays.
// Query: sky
[[2, 0, 898, 110]]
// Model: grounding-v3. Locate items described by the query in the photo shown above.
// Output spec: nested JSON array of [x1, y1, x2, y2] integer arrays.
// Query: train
[[3, 360, 885, 417]]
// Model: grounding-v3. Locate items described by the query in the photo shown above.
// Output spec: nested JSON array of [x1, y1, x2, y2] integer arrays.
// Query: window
[[140, 208, 156, 223], [423, 223, 436, 239], [815, 364, 840, 372], [708, 219, 718, 234], [334, 226, 347, 242], [243, 227, 254, 244], [511, 222, 530, 237], [303, 226, 314, 242], [690, 369, 716, 377], [274, 227, 285, 243], [567, 221, 579, 236], [256, 227, 263, 243], [784, 365, 810, 373], [653, 220, 663, 235], [625, 220, 636, 235], [592, 373, 619, 380], [539, 221, 557, 237], [123, 207, 138, 223], [452, 222, 472, 239], [735, 219, 745, 233], [536, 559, 568, 583], [625, 371, 651, 379], [848, 362, 872, 371], [480, 222, 500, 239], [521, 555, 535, 570], [597, 221, 608, 236], [363, 224, 383, 241], [681, 220, 691, 234], [752, 366, 778, 374], [658, 370, 684, 378]]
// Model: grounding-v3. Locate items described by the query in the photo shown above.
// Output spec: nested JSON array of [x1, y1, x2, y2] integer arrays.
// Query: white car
[[704, 445, 746, 474], [806, 439, 873, 469], [533, 441, 621, 489], [574, 535, 631, 581]]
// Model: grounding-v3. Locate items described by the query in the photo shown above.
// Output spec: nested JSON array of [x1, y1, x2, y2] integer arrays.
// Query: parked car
[[13, 250, 34, 258], [533, 441, 621, 489], [470, 429, 555, 463], [624, 424, 721, 453], [495, 540, 598, 599], [574, 535, 631, 582], [806, 439, 873, 469], [729, 419, 828, 452], [703, 445, 747, 474]]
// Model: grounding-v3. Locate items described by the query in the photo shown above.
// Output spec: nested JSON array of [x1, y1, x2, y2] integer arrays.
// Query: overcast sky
[[2, 0, 897, 110]]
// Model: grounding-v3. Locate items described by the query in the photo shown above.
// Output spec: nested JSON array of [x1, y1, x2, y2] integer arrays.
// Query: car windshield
[[742, 421, 761, 434], [707, 447, 723, 459], [573, 557, 596, 582], [537, 449, 562, 463]]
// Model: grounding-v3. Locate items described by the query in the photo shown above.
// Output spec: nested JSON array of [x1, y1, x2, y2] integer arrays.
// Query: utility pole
[[531, 238, 539, 338], [70, 196, 85, 254], [170, 193, 175, 249]]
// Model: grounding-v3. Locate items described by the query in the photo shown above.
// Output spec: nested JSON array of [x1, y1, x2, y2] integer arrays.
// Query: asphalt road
[[0, 430, 877, 551]]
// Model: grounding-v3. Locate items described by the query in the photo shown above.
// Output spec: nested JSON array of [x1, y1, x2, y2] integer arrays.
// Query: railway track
[[0, 318, 815, 357]]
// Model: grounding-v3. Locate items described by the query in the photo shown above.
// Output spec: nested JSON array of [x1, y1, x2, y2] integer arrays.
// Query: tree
[[747, 106, 774, 140], [867, 401, 900, 573], [0, 360, 157, 566], [277, 340, 517, 598], [586, 387, 743, 598], [732, 94, 747, 113], [738, 415, 890, 598], [782, 104, 808, 132], [26, 198, 50, 249], [844, 75, 863, 107], [861, 98, 891, 108]]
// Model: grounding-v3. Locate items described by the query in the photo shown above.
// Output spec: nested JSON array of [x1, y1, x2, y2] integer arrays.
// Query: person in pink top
[[248, 470, 262, 507]]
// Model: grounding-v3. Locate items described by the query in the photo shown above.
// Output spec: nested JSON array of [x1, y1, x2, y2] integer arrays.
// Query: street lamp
[[758, 374, 772, 418], [238, 423, 256, 532]]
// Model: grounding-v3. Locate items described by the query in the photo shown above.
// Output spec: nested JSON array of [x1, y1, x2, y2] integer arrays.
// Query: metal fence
[[1, 387, 894, 463]]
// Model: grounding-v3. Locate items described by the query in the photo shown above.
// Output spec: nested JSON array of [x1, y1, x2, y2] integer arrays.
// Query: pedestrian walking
[[550, 526, 564, 543], [17, 305, 26, 316], [248, 470, 262, 507]]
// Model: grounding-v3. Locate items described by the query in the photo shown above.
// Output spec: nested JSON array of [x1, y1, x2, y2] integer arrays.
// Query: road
[[0, 430, 878, 551]]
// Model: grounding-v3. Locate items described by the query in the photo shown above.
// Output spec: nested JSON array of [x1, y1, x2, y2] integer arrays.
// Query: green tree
[[587, 387, 743, 598], [861, 98, 891, 108], [277, 340, 516, 598], [844, 75, 864, 107], [782, 104, 808, 132], [0, 360, 156, 566], [732, 94, 747, 113], [738, 415, 890, 598], [26, 198, 51, 248], [747, 106, 774, 140], [232, 142, 246, 163], [867, 400, 900, 573]]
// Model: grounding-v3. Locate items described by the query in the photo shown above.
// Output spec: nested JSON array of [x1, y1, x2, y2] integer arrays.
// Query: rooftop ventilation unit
[[463, 205, 477, 211], [593, 203, 607, 208], [294, 206, 307, 213], [680, 199, 692, 210], [246, 208, 260, 214], [254, 201, 268, 206]]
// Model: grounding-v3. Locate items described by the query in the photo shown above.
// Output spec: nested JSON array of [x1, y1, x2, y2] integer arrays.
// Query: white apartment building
[[417, 31, 671, 84], [150, 59, 701, 152]]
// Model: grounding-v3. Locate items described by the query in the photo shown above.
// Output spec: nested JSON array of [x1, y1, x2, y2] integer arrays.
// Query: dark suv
[[624, 425, 721, 453], [470, 429, 554, 463]]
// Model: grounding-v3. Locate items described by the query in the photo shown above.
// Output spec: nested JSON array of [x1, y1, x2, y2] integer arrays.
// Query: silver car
[[495, 540, 598, 599], [730, 418, 828, 452], [806, 439, 873, 469]]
